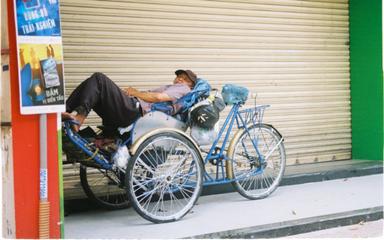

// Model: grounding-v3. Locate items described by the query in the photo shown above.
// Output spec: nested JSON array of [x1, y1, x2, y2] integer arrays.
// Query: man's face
[[174, 73, 194, 88]]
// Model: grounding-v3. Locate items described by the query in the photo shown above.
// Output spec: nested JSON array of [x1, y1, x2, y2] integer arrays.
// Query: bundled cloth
[[221, 84, 249, 105]]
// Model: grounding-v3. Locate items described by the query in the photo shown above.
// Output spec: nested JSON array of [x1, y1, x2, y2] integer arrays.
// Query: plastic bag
[[221, 84, 249, 105], [190, 124, 219, 145], [112, 145, 130, 169], [213, 95, 226, 112]]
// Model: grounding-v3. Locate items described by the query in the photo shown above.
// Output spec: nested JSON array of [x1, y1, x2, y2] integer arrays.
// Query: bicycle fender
[[263, 124, 284, 140], [226, 127, 245, 179], [129, 128, 202, 157]]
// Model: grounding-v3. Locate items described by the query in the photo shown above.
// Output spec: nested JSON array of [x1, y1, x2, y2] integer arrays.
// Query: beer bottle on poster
[[29, 48, 45, 103]]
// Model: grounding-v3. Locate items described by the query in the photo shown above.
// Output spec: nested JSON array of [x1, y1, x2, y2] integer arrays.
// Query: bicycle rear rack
[[236, 105, 269, 128]]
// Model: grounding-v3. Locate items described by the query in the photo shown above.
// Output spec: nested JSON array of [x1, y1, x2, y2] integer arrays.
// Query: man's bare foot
[[62, 112, 86, 132], [75, 114, 86, 126], [62, 112, 75, 120]]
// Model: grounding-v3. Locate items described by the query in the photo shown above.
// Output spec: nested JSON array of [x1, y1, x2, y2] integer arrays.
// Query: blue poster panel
[[16, 0, 61, 37]]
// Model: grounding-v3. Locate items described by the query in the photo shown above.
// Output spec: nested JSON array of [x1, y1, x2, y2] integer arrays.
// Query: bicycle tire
[[80, 164, 130, 210], [226, 124, 286, 200], [126, 131, 203, 223]]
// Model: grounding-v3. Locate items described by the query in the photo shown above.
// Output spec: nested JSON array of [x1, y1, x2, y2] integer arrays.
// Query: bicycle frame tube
[[205, 104, 239, 162], [203, 104, 241, 183]]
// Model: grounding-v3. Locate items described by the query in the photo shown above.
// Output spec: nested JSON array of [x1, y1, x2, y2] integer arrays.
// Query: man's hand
[[123, 87, 174, 103], [124, 87, 139, 96]]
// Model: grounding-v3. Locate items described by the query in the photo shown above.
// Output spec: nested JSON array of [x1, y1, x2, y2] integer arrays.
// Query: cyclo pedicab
[[62, 79, 286, 223]]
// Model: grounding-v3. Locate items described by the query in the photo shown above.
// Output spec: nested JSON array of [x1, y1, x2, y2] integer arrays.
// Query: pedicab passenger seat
[[151, 78, 211, 121], [128, 111, 188, 144]]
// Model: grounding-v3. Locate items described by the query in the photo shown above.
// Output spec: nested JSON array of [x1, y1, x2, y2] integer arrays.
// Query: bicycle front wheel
[[126, 132, 203, 223], [226, 124, 286, 200]]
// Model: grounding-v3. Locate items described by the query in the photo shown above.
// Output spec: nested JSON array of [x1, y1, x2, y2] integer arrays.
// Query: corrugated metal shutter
[[61, 0, 350, 198]]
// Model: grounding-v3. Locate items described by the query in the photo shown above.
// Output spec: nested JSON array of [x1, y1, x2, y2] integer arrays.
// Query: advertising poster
[[15, 0, 61, 37], [14, 0, 65, 114], [18, 43, 64, 107]]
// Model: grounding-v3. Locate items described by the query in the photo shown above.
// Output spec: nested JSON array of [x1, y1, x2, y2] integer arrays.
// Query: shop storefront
[[2, 0, 382, 238]]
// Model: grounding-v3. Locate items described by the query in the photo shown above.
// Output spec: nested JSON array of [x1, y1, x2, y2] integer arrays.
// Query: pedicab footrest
[[62, 121, 112, 169], [62, 133, 89, 161]]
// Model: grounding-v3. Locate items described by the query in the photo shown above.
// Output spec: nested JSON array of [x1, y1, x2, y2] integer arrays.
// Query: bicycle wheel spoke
[[171, 154, 191, 176], [141, 188, 157, 212], [87, 175, 107, 186], [132, 177, 150, 192], [262, 174, 271, 188], [150, 144, 164, 167], [141, 150, 158, 169], [160, 143, 167, 164], [248, 176, 258, 191], [169, 189, 185, 210], [159, 187, 168, 216], [136, 157, 155, 175], [264, 138, 283, 161]]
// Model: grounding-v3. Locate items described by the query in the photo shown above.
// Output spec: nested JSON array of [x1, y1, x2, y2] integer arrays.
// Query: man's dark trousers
[[66, 72, 141, 128]]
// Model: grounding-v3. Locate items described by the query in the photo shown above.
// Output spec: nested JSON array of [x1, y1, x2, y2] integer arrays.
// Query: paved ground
[[288, 219, 383, 238], [64, 174, 383, 239]]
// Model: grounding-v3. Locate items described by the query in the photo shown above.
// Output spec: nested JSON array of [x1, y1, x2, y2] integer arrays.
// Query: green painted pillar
[[350, 0, 384, 160]]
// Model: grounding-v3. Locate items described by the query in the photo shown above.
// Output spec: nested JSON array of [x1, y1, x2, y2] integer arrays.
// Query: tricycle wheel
[[80, 165, 129, 210], [126, 132, 203, 223]]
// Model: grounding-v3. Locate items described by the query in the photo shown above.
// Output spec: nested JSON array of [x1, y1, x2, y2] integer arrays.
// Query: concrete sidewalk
[[64, 174, 383, 239], [287, 219, 383, 238]]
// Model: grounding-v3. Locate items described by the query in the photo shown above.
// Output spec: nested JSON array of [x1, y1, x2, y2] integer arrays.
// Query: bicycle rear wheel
[[80, 165, 129, 209], [226, 124, 286, 200], [126, 132, 203, 223]]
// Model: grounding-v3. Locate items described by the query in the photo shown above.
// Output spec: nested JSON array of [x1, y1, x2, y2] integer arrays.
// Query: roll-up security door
[[60, 0, 350, 199]]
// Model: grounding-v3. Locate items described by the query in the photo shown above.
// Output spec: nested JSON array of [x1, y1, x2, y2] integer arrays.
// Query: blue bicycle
[[63, 85, 286, 223]]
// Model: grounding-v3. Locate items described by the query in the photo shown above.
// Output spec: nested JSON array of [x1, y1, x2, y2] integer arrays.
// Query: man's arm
[[124, 87, 174, 103]]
